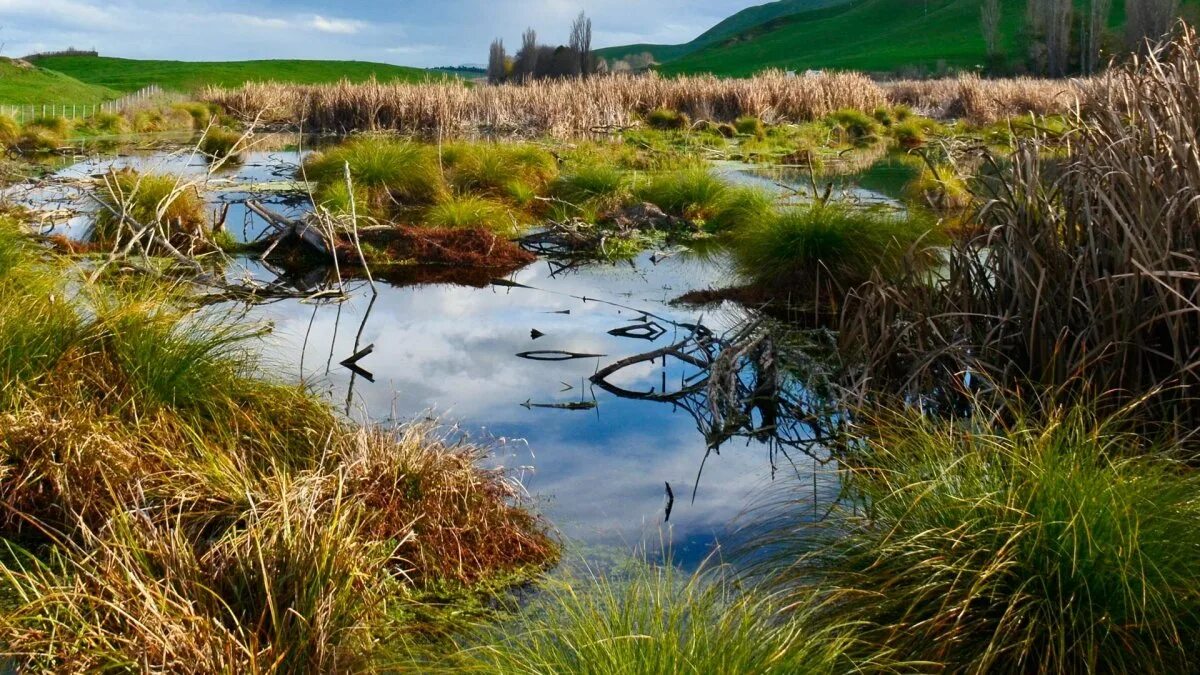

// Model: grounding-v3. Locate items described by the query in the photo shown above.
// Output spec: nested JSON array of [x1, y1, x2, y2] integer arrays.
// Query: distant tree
[[516, 28, 539, 83], [487, 38, 508, 84], [625, 52, 657, 71], [569, 12, 594, 77], [1026, 0, 1072, 76], [981, 0, 1003, 67], [1083, 0, 1113, 73], [1126, 0, 1179, 53]]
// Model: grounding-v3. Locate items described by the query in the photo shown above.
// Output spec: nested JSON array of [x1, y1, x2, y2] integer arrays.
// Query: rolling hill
[[0, 58, 119, 105], [28, 56, 443, 94], [595, 0, 850, 65]]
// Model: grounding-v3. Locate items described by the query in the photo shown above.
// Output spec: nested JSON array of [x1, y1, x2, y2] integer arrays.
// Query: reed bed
[[842, 25, 1200, 430], [203, 71, 887, 137], [883, 74, 1089, 124]]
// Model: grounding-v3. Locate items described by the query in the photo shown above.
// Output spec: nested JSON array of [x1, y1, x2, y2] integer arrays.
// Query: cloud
[[309, 14, 365, 35]]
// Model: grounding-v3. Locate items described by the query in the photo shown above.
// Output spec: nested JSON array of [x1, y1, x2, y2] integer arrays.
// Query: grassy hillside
[[660, 0, 1033, 76], [595, 0, 847, 65], [0, 58, 119, 105], [30, 56, 442, 94]]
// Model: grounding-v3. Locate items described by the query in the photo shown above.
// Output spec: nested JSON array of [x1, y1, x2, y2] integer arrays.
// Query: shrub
[[645, 107, 690, 131], [765, 409, 1200, 672], [728, 203, 944, 291], [735, 115, 766, 140], [303, 137, 447, 216]]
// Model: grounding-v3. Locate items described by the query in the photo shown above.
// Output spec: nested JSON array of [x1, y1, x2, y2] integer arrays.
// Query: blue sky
[[0, 0, 764, 67]]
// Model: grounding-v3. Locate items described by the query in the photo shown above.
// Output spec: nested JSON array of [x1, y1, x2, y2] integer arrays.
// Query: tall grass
[[759, 408, 1200, 672], [884, 74, 1087, 124], [452, 563, 887, 674], [0, 218, 558, 670], [204, 71, 887, 137], [843, 24, 1200, 428]]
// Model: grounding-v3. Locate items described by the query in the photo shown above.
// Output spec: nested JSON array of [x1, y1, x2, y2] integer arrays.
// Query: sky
[[0, 0, 766, 67]]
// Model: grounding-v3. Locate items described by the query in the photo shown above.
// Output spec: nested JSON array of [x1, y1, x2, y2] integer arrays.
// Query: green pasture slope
[[595, 0, 848, 64], [660, 0, 1034, 76], [0, 58, 119, 105], [29, 56, 442, 94]]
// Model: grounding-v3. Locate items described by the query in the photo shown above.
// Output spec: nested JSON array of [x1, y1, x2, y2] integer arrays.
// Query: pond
[[16, 138, 906, 567]]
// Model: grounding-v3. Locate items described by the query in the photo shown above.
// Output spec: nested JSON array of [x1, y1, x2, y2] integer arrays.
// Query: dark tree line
[[981, 0, 1182, 76], [487, 12, 599, 84]]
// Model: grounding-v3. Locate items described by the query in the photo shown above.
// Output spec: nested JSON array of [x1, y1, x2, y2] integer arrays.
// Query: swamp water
[[14, 140, 906, 567]]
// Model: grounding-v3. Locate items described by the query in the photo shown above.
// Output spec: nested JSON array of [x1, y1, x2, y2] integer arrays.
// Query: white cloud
[[309, 15, 364, 35]]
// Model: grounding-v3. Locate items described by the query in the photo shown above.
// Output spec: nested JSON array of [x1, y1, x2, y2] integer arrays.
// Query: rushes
[[204, 71, 887, 137]]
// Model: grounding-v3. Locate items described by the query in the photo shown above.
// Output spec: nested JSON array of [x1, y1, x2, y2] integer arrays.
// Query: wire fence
[[1, 85, 171, 122]]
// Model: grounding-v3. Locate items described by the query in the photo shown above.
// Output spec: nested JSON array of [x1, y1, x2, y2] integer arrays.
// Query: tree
[[1083, 0, 1113, 73], [516, 28, 539, 83], [487, 39, 507, 84], [981, 0, 1003, 67], [569, 12, 594, 78], [1026, 0, 1072, 76], [1126, 0, 1179, 53]]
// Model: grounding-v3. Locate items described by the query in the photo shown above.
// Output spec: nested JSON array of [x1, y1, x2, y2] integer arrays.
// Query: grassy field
[[595, 0, 847, 65], [0, 58, 118, 105], [659, 0, 1031, 76], [29, 55, 442, 94]]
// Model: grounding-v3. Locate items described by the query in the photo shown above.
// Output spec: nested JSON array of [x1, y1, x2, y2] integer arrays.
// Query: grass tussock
[[843, 24, 1200, 429], [728, 203, 944, 292], [424, 195, 517, 235], [198, 126, 245, 163], [303, 136, 447, 217], [0, 114, 20, 148], [452, 563, 886, 674], [761, 408, 1200, 673], [91, 169, 212, 253], [0, 222, 557, 670]]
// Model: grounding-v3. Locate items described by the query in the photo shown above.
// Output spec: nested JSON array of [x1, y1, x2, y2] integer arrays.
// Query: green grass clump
[[303, 137, 446, 217], [198, 126, 243, 163], [767, 409, 1200, 672], [827, 108, 882, 145], [905, 161, 971, 211], [707, 186, 776, 233], [15, 127, 64, 153], [24, 116, 72, 137], [735, 115, 766, 140], [80, 111, 130, 135], [172, 101, 219, 130], [645, 107, 691, 131], [92, 169, 210, 250], [453, 563, 880, 674], [552, 164, 632, 210], [423, 195, 517, 235], [443, 142, 558, 198], [635, 168, 730, 223], [728, 203, 943, 290]]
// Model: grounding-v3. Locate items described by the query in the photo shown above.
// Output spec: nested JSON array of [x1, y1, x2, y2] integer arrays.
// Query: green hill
[[29, 56, 443, 94], [0, 57, 119, 105], [595, 0, 849, 65], [659, 0, 1029, 76]]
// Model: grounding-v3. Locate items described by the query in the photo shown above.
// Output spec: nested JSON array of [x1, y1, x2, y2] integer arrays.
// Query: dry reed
[[203, 71, 887, 137], [883, 74, 1089, 123]]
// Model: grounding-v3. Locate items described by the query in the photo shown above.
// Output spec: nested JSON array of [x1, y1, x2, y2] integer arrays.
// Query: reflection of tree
[[591, 319, 843, 499]]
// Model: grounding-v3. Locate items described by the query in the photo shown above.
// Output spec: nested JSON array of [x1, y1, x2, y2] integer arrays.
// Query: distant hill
[[0, 57, 118, 105], [595, 0, 849, 66], [28, 56, 446, 94]]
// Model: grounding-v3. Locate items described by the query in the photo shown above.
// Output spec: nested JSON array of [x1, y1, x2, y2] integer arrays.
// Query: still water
[[20, 141, 899, 565]]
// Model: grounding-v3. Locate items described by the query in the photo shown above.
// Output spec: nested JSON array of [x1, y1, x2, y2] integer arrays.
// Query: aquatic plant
[[634, 168, 730, 223], [904, 160, 971, 210], [198, 126, 244, 163], [761, 409, 1200, 672], [453, 563, 884, 674], [91, 169, 211, 252], [552, 164, 632, 210], [728, 203, 943, 292], [706, 186, 776, 233], [303, 137, 447, 216], [443, 142, 558, 197]]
